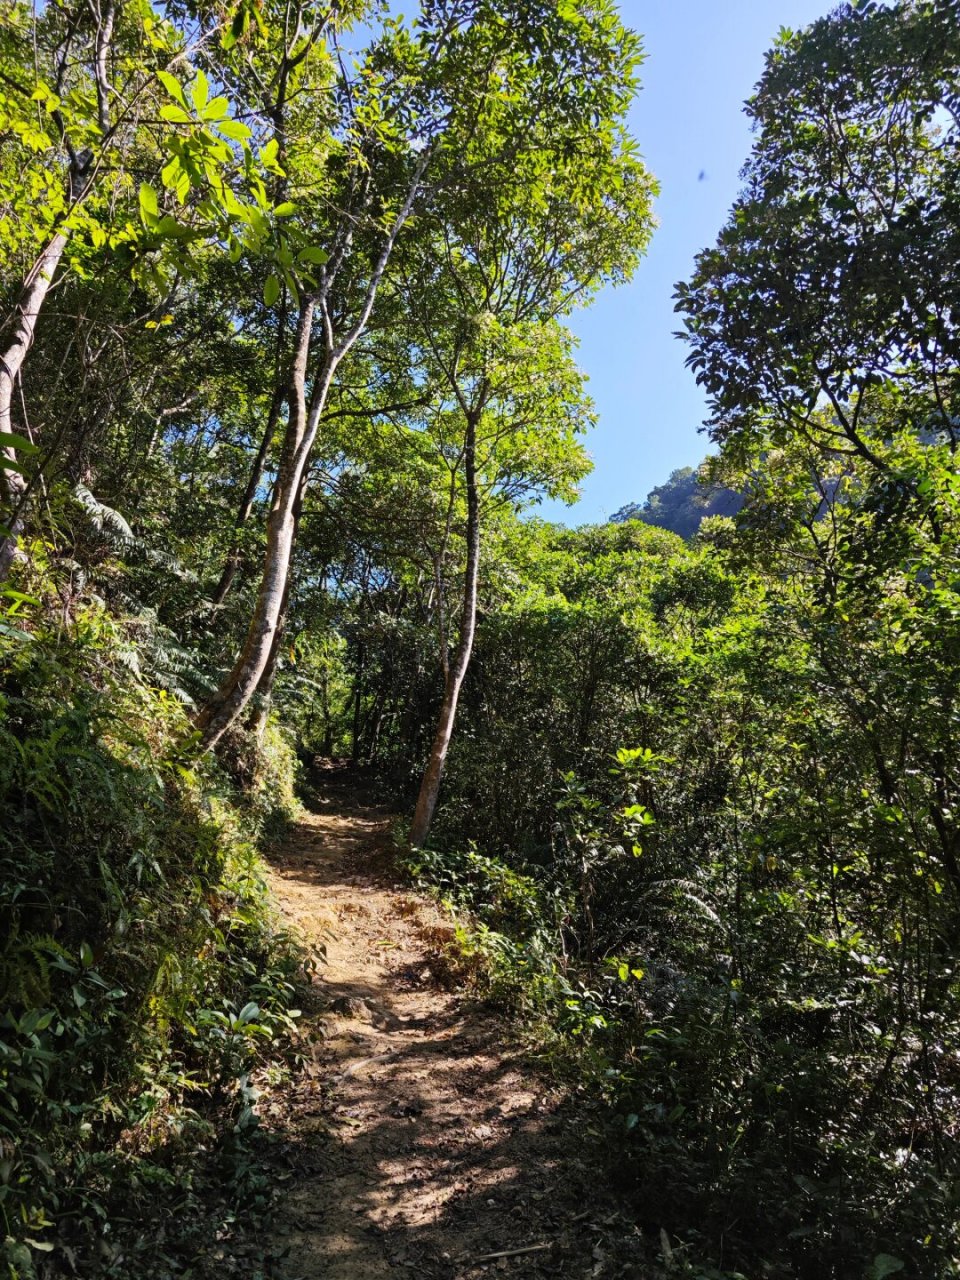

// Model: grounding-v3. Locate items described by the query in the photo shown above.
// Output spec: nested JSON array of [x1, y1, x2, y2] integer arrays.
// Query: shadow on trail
[[258, 764, 650, 1280]]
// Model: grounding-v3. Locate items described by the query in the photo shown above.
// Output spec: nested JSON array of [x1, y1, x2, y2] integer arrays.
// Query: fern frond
[[74, 483, 135, 544]]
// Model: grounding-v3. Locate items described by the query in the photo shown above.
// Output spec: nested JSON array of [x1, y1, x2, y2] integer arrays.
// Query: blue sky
[[539, 0, 838, 525]]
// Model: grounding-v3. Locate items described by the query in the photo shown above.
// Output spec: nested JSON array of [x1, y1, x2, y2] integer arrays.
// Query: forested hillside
[[2, 0, 960, 1278], [610, 463, 743, 538]]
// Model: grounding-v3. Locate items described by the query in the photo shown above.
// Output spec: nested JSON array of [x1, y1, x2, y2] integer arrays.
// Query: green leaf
[[159, 103, 191, 125], [869, 1258, 905, 1280], [157, 70, 188, 107], [138, 182, 159, 219], [218, 118, 251, 142], [297, 245, 329, 265], [273, 201, 296, 217], [0, 431, 38, 454], [203, 95, 230, 121], [263, 273, 281, 306], [230, 4, 248, 40], [191, 68, 209, 112]]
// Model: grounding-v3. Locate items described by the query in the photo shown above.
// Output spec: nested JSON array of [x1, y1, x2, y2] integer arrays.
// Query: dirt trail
[[261, 766, 645, 1280]]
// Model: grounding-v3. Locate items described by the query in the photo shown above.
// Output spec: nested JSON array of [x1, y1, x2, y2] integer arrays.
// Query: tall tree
[[675, 0, 960, 470], [405, 319, 595, 847], [397, 0, 657, 843], [195, 0, 656, 752]]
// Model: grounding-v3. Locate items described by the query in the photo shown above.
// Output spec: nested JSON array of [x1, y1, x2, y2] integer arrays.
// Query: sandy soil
[[259, 767, 654, 1280]]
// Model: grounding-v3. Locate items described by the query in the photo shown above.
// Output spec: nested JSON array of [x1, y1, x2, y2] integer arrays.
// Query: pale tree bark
[[0, 233, 70, 578], [196, 298, 317, 749], [245, 468, 307, 742], [210, 381, 285, 608], [195, 151, 430, 753], [211, 10, 303, 611], [409, 411, 480, 848], [0, 0, 116, 579], [245, 572, 291, 743]]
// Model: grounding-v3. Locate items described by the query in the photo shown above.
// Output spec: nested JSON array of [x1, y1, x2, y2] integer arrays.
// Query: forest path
[[260, 764, 637, 1280]]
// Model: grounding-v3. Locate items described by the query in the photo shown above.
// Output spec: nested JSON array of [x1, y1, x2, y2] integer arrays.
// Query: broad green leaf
[[869, 1258, 905, 1280], [263, 273, 281, 306], [0, 432, 38, 454], [138, 182, 159, 218], [218, 118, 251, 142], [191, 68, 209, 112], [161, 156, 181, 187], [156, 70, 187, 107], [159, 103, 191, 124], [203, 95, 229, 121]]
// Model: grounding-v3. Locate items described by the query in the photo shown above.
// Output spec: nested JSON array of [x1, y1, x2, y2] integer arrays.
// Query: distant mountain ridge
[[610, 465, 742, 539]]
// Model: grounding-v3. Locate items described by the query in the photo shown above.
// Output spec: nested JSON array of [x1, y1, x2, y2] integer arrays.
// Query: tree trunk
[[351, 641, 366, 761], [409, 414, 480, 848], [0, 0, 116, 579], [196, 300, 324, 751], [0, 233, 69, 578], [246, 605, 286, 742], [211, 381, 285, 607], [245, 474, 306, 742], [195, 150, 430, 754]]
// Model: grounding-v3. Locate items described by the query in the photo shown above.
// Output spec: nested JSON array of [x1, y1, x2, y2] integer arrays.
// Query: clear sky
[[539, 0, 838, 525]]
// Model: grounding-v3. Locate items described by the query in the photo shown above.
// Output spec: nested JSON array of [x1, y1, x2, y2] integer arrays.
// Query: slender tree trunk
[[211, 381, 285, 608], [409, 414, 480, 848], [246, 475, 306, 742], [195, 151, 430, 754], [320, 666, 333, 756], [196, 299, 322, 750], [0, 0, 117, 579], [0, 233, 69, 578], [246, 586, 288, 743], [351, 641, 366, 761]]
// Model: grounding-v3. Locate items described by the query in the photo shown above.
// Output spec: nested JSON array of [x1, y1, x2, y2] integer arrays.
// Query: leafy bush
[[0, 594, 304, 1276]]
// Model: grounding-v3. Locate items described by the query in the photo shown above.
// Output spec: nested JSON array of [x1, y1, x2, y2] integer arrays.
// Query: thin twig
[[468, 1243, 552, 1263]]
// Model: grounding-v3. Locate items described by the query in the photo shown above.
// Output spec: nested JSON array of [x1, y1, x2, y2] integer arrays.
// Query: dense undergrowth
[[0, 567, 307, 1279], [396, 509, 960, 1280]]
